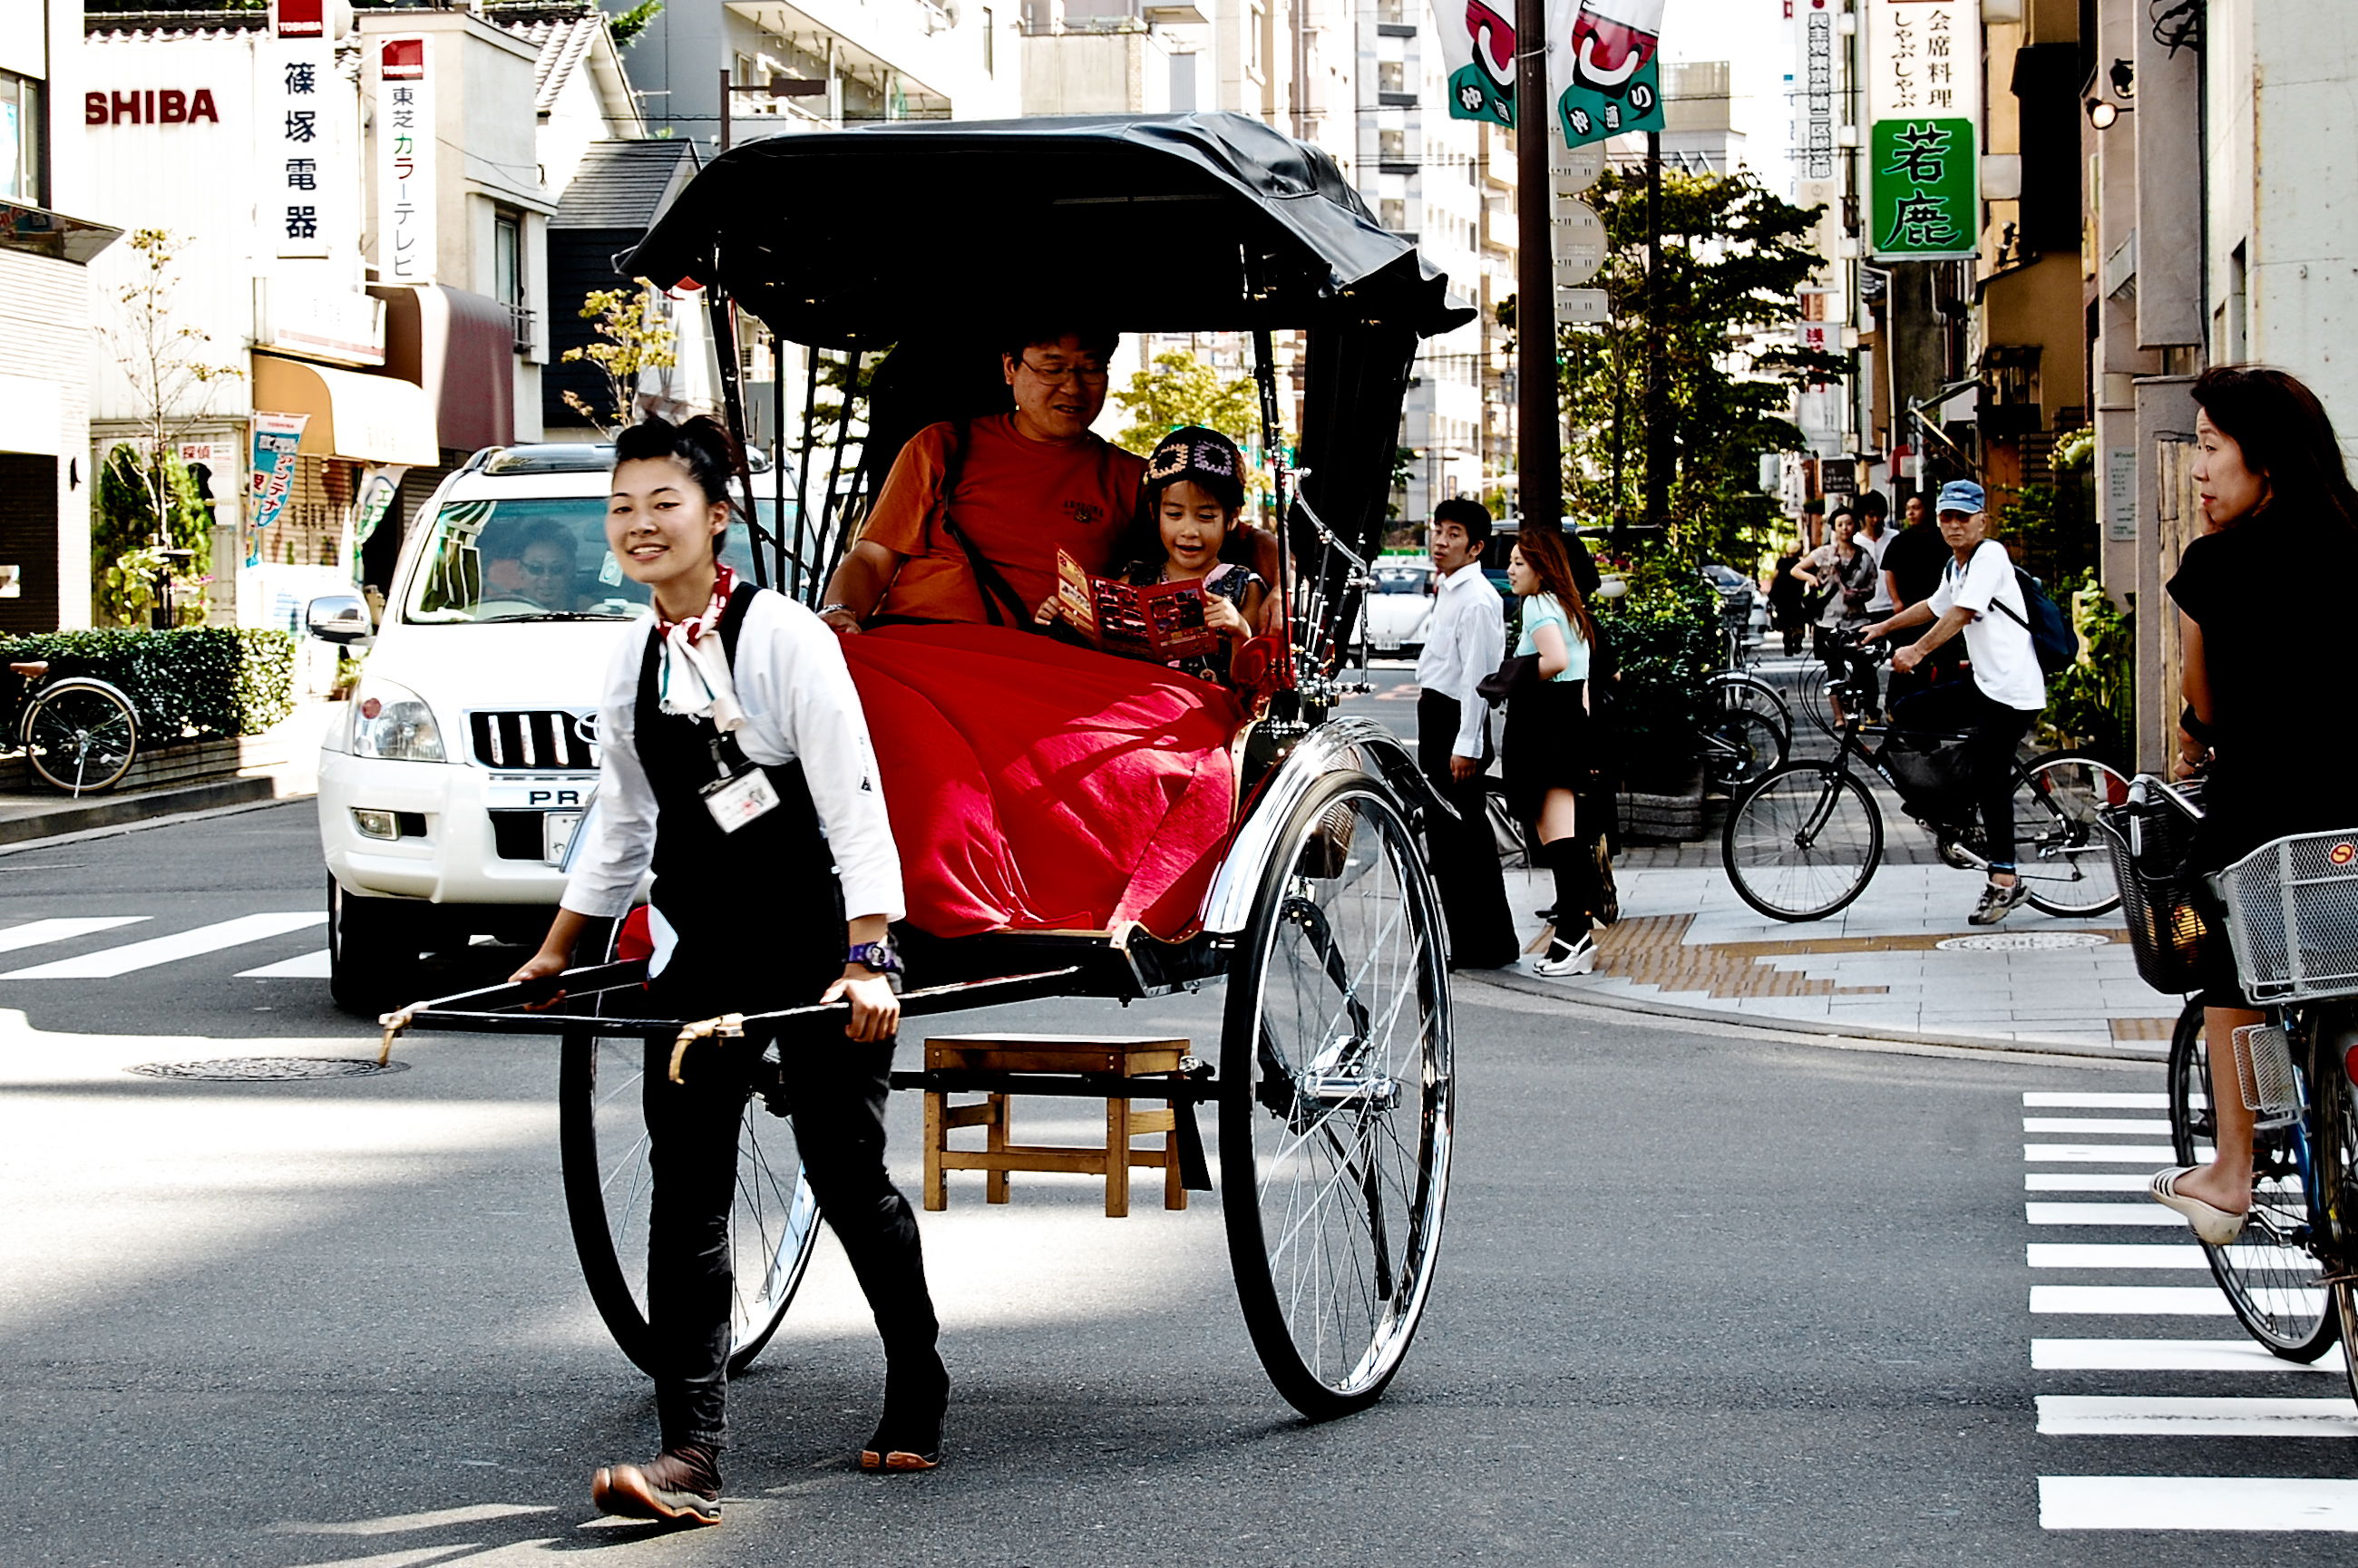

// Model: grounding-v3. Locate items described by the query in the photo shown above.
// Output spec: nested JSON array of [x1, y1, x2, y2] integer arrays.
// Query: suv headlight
[[351, 678, 447, 763]]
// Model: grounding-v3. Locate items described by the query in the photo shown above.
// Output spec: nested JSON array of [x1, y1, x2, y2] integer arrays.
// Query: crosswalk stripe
[[2029, 1243, 2211, 1270], [2041, 1475, 2358, 1532], [0, 917, 149, 953], [0, 912, 327, 979], [2024, 1092, 2168, 1108], [236, 948, 331, 979], [2038, 1395, 2358, 1437], [2026, 1143, 2178, 1163], [2023, 1117, 2172, 1135], [2032, 1285, 2236, 1314], [2032, 1338, 2347, 1373], [2027, 1203, 2187, 1225], [2029, 1173, 2168, 1191]]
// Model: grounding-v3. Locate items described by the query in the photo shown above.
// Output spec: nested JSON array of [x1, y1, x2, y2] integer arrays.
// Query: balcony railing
[[507, 303, 537, 355]]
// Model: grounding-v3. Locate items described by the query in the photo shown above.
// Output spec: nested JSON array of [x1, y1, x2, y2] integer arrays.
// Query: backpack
[[1986, 565, 2079, 676]]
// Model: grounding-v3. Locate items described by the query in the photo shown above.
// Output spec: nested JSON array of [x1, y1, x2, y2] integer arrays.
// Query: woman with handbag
[[2145, 366, 2358, 1242], [1501, 527, 1603, 978], [510, 414, 946, 1528]]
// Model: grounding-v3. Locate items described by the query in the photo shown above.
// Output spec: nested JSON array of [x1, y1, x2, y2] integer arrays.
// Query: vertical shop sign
[[2106, 447, 2138, 541], [1798, 0, 1835, 180], [375, 37, 435, 284], [268, 0, 334, 260], [248, 412, 308, 567], [1865, 0, 1980, 260], [1559, 0, 1664, 149]]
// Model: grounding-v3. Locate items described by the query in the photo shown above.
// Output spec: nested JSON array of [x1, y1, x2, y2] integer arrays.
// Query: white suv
[[313, 443, 782, 1010]]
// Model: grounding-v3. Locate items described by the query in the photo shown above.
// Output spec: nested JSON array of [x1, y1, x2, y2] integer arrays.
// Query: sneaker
[[1968, 880, 2030, 926], [591, 1445, 722, 1527], [1532, 932, 1599, 978]]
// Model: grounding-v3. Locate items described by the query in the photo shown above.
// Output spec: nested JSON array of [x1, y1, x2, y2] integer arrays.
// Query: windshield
[[1373, 567, 1429, 594], [403, 497, 784, 624]]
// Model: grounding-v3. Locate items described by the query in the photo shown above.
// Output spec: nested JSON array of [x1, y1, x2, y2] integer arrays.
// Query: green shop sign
[[1869, 116, 1977, 258]]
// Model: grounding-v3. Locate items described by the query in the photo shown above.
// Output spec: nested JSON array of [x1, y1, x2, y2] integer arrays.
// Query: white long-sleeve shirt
[[562, 589, 906, 923], [1414, 560, 1506, 760]]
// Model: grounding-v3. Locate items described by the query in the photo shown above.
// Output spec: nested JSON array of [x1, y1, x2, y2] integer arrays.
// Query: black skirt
[[1502, 678, 1587, 823]]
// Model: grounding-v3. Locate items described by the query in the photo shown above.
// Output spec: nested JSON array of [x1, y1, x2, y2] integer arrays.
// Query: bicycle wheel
[[1220, 771, 1453, 1419], [1720, 764, 1884, 921], [22, 679, 138, 794], [2306, 1008, 2358, 1399], [1707, 672, 1791, 746], [1701, 706, 1786, 794], [2012, 750, 2129, 918], [558, 945, 822, 1377], [2165, 1000, 2335, 1360]]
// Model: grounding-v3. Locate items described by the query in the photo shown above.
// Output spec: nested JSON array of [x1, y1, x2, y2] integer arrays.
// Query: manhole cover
[[1935, 932, 2111, 952], [125, 1057, 411, 1081]]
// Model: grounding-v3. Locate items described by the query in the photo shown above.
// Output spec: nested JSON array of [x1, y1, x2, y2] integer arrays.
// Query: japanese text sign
[[1865, 0, 1979, 259], [268, 0, 334, 259], [1796, 0, 1835, 180], [1430, 0, 1664, 149], [247, 412, 309, 568], [375, 36, 435, 285]]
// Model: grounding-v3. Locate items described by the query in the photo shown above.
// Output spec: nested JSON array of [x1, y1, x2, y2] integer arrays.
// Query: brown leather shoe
[[591, 1445, 722, 1526]]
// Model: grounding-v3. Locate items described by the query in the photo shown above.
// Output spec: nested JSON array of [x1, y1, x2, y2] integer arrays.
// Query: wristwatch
[[819, 602, 860, 621], [845, 940, 901, 975]]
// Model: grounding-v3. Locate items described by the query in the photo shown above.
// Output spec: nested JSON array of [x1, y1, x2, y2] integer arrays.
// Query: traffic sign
[[1554, 199, 1604, 288], [1550, 139, 1604, 200], [1557, 287, 1610, 324]]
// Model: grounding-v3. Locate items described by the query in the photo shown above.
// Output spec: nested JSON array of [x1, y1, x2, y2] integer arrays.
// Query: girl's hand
[[1034, 595, 1060, 626], [508, 948, 570, 1011], [1203, 594, 1248, 640], [823, 970, 901, 1042]]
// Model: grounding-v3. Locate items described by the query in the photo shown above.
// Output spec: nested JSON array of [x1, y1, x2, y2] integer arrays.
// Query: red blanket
[[841, 624, 1245, 940]]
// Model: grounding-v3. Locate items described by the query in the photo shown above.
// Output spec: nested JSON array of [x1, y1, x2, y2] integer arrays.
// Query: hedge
[[0, 628, 297, 741], [1590, 541, 1721, 791]]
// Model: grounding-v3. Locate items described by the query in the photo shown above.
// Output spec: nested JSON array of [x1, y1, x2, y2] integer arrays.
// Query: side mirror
[[307, 593, 373, 646]]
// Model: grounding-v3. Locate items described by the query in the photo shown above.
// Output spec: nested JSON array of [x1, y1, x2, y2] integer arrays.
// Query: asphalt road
[[3, 802, 2353, 1566]]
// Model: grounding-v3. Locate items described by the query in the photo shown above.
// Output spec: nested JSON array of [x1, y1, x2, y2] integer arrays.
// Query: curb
[[0, 776, 291, 847], [1460, 964, 2172, 1064]]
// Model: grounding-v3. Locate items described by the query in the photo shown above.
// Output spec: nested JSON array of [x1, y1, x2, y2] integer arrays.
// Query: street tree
[[94, 228, 242, 625], [1110, 351, 1259, 455], [1559, 166, 1845, 564], [560, 280, 679, 436]]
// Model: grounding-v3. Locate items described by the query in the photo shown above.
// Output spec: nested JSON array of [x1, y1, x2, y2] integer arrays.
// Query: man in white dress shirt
[[1414, 498, 1518, 969]]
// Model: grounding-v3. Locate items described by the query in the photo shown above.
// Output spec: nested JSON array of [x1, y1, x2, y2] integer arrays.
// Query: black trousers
[[1903, 681, 2038, 872], [640, 1016, 938, 1452], [1416, 690, 1520, 969]]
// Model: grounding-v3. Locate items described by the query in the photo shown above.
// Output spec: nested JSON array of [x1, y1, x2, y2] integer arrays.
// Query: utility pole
[[1642, 129, 1670, 533], [1513, 0, 1558, 531]]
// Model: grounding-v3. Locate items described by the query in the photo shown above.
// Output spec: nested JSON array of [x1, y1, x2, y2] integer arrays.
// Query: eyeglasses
[[1018, 355, 1110, 387], [520, 560, 570, 578]]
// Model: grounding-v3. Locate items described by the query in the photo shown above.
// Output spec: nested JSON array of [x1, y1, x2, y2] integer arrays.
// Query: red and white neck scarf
[[654, 565, 747, 731]]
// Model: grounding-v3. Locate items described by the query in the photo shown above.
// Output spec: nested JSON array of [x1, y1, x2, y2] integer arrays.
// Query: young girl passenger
[[1042, 425, 1267, 684]]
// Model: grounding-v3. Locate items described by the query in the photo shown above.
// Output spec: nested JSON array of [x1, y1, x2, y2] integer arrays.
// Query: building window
[[494, 209, 531, 354], [1379, 128, 1404, 162], [1248, 1, 1265, 77], [1378, 61, 1405, 95], [0, 71, 42, 207], [1379, 198, 1408, 233], [981, 7, 994, 74]]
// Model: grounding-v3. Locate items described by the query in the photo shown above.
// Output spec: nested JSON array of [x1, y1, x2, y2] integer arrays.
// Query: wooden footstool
[[921, 1034, 1189, 1218]]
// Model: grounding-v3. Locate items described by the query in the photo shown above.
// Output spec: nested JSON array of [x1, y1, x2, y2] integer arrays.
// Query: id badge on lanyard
[[700, 736, 781, 833]]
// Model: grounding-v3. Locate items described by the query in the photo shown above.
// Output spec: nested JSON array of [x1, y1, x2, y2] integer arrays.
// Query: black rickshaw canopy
[[619, 112, 1474, 347]]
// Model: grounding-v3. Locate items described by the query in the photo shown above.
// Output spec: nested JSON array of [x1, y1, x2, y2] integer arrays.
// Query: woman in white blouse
[[512, 415, 942, 1528]]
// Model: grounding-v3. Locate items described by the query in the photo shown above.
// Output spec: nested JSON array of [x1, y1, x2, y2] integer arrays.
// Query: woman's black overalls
[[631, 582, 940, 1454]]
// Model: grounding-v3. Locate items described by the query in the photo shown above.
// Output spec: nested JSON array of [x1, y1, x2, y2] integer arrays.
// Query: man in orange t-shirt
[[818, 329, 1146, 632]]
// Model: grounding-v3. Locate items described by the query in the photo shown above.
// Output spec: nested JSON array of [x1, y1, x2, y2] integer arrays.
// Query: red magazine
[[1052, 550, 1220, 662]]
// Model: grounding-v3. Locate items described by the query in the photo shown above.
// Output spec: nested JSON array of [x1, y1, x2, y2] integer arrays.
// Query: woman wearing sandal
[[2149, 367, 2358, 1242], [512, 414, 945, 1529]]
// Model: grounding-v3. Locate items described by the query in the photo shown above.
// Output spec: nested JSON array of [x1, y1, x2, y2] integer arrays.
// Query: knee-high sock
[[1539, 835, 1592, 938]]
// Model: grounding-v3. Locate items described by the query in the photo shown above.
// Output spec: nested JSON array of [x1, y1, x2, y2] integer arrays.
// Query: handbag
[[1476, 653, 1541, 707]]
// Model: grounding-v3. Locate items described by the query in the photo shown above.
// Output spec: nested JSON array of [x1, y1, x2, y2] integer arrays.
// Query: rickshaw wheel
[[1219, 770, 1454, 1419], [556, 927, 823, 1378]]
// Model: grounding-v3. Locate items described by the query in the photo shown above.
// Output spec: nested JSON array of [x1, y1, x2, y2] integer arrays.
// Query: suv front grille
[[470, 709, 597, 771]]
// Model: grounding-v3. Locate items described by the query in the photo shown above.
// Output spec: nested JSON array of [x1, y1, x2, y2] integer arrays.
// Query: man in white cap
[[1859, 479, 2046, 924]]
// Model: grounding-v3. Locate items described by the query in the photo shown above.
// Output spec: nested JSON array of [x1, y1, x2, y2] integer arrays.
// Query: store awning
[[251, 354, 439, 466], [372, 284, 517, 454]]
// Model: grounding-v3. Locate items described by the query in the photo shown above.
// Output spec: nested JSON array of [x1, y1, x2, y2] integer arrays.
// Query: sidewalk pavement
[[1471, 845, 2180, 1061], [0, 700, 337, 848]]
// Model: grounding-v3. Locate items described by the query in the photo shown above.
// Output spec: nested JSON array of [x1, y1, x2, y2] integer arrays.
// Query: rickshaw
[[381, 112, 1470, 1419]]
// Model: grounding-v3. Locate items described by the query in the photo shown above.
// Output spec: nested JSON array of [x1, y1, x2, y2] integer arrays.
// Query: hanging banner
[[354, 465, 406, 553], [1559, 0, 1665, 148], [247, 412, 308, 567], [374, 36, 435, 284], [1864, 0, 1980, 260], [1435, 0, 1530, 126]]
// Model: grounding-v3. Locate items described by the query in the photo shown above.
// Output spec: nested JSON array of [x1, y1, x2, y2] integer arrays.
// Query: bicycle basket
[[2094, 784, 2214, 994], [1880, 727, 1975, 823], [2208, 827, 2358, 1003]]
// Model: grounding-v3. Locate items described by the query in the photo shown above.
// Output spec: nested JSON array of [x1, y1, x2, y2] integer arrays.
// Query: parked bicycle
[[2, 656, 141, 794], [2105, 777, 2358, 1387], [1720, 637, 2126, 921]]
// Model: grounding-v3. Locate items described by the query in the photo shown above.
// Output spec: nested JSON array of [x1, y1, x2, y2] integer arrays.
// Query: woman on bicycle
[[1794, 509, 1880, 720], [510, 414, 945, 1527], [1503, 528, 1602, 977], [1857, 481, 2045, 926], [2147, 366, 2358, 1242]]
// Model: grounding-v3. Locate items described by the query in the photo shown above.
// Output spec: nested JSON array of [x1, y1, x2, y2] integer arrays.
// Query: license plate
[[543, 811, 583, 866], [484, 776, 592, 811]]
